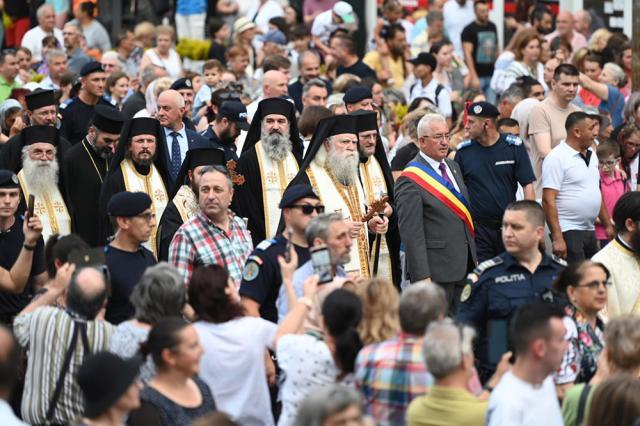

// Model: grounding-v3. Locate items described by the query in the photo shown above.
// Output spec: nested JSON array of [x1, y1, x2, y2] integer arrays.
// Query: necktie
[[439, 162, 454, 188], [170, 132, 181, 179]]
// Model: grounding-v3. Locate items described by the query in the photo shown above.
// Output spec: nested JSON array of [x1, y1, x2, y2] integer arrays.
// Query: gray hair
[[417, 113, 447, 138], [297, 50, 321, 68], [302, 78, 327, 98], [46, 49, 66, 64], [37, 4, 54, 19], [426, 10, 443, 25], [305, 213, 343, 246], [384, 88, 406, 105], [623, 92, 640, 123], [140, 65, 162, 87], [399, 282, 447, 334], [130, 262, 186, 324], [63, 21, 83, 35], [501, 83, 525, 103], [199, 165, 232, 189], [293, 385, 362, 426], [423, 319, 476, 380], [604, 62, 626, 87]]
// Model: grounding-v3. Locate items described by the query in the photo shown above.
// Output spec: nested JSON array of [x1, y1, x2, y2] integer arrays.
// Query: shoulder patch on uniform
[[246, 255, 263, 266], [551, 255, 568, 267], [472, 256, 504, 276], [505, 134, 523, 146], [255, 239, 276, 251], [242, 260, 260, 281], [59, 102, 68, 109], [456, 140, 473, 150]]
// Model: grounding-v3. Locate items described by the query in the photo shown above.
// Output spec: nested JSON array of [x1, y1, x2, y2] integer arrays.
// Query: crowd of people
[[1, 0, 640, 425]]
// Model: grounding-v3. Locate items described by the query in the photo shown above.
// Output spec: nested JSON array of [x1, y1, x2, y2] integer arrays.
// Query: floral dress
[[555, 304, 605, 385]]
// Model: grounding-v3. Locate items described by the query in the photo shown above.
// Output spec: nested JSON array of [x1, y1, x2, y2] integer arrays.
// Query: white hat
[[333, 1, 356, 25]]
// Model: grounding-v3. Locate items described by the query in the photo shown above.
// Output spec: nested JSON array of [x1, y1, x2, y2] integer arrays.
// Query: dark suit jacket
[[394, 153, 477, 283], [163, 127, 207, 183]]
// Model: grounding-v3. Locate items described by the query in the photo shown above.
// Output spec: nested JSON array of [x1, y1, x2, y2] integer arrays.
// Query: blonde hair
[[354, 279, 400, 345], [588, 28, 613, 52], [155, 25, 176, 42]]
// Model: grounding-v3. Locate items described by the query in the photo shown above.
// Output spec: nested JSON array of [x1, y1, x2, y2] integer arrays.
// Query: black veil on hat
[[170, 144, 226, 198], [108, 117, 171, 188], [243, 97, 303, 158]]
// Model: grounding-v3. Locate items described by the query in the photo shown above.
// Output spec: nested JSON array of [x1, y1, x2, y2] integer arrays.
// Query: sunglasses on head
[[290, 204, 325, 215]]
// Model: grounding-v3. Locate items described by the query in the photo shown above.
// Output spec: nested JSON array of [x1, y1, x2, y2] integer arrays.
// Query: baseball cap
[[333, 1, 356, 25], [220, 100, 250, 131], [261, 29, 287, 46]]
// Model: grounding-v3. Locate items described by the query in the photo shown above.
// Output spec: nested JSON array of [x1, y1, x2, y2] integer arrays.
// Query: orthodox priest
[[157, 144, 226, 261], [352, 110, 401, 286], [63, 105, 125, 246], [234, 97, 303, 246], [99, 117, 171, 257], [285, 114, 389, 277], [16, 125, 71, 241]]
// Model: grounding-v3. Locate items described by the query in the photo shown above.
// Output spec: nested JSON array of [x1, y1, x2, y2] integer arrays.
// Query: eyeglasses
[[576, 280, 612, 290], [290, 205, 325, 215], [599, 160, 617, 167], [428, 133, 451, 142], [135, 212, 156, 221]]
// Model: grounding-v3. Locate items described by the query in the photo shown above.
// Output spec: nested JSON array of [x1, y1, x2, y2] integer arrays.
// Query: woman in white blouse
[[139, 25, 184, 80], [498, 28, 544, 95]]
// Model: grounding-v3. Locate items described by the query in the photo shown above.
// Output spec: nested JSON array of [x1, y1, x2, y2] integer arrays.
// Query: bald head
[[66, 267, 108, 320], [556, 11, 574, 35], [157, 89, 186, 130], [263, 70, 289, 98]]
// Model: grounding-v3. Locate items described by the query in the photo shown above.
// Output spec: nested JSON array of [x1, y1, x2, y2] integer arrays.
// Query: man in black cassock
[[156, 144, 226, 261], [0, 89, 72, 173], [63, 105, 125, 246], [352, 110, 401, 287], [99, 117, 171, 257], [234, 97, 303, 246]]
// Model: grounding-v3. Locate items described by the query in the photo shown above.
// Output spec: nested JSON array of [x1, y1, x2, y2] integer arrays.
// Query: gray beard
[[326, 148, 359, 186], [22, 155, 59, 194], [261, 129, 292, 162]]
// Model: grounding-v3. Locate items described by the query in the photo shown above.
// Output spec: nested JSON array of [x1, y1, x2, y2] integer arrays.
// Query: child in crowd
[[193, 59, 224, 118], [596, 140, 627, 247]]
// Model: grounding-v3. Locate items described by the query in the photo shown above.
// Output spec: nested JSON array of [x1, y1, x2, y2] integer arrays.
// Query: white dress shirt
[[419, 151, 461, 192]]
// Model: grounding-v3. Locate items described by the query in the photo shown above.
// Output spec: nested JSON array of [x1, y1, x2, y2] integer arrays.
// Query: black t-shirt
[[337, 60, 377, 80], [104, 244, 156, 324], [391, 144, 420, 172], [0, 217, 45, 321], [60, 97, 112, 145], [460, 21, 498, 77], [239, 235, 310, 323]]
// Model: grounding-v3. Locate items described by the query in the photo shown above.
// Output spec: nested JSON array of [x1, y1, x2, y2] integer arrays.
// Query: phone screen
[[310, 246, 333, 284]]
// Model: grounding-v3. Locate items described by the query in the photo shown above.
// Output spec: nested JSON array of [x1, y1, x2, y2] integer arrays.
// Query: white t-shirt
[[143, 49, 183, 80], [194, 317, 277, 426], [276, 334, 342, 426], [21, 26, 64, 62], [541, 141, 601, 231], [442, 0, 475, 57], [485, 371, 563, 426], [409, 77, 452, 118], [311, 9, 340, 44], [246, 0, 284, 35]]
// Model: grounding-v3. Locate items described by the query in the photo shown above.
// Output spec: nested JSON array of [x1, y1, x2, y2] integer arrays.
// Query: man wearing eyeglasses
[[455, 102, 536, 262], [104, 191, 157, 324], [240, 184, 322, 323]]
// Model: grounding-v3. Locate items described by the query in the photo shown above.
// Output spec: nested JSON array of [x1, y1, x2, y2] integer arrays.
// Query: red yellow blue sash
[[401, 160, 475, 236]]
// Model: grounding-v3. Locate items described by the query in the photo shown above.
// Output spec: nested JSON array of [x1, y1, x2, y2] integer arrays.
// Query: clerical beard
[[125, 149, 156, 167], [261, 128, 292, 162], [326, 144, 359, 186], [21, 150, 59, 194]]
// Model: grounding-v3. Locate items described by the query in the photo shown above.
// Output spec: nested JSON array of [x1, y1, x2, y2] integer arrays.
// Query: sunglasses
[[290, 205, 325, 215]]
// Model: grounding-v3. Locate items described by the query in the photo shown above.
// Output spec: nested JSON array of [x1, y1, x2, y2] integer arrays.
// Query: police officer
[[170, 77, 197, 131], [455, 102, 536, 262], [59, 62, 112, 145], [239, 184, 324, 323], [456, 200, 566, 383]]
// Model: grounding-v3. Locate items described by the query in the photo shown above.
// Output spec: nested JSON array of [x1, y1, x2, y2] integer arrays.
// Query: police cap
[[343, 86, 373, 105], [107, 192, 152, 217], [467, 102, 500, 118], [170, 78, 193, 91], [80, 61, 105, 77], [279, 184, 319, 209], [0, 170, 19, 189]]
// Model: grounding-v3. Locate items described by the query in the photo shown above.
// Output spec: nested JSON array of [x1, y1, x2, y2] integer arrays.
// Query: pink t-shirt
[[595, 169, 627, 240]]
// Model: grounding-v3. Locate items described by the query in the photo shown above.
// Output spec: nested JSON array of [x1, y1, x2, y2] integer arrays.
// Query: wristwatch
[[23, 242, 37, 251]]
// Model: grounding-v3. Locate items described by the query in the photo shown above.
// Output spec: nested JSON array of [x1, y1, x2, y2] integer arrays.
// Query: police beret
[[0, 169, 19, 189], [467, 102, 500, 118], [170, 78, 193, 91], [279, 184, 319, 209], [92, 105, 125, 134], [80, 61, 105, 77], [25, 89, 56, 111], [343, 86, 373, 104], [107, 192, 152, 217]]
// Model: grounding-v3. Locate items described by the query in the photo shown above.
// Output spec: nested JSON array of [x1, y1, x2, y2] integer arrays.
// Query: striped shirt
[[13, 307, 114, 425], [169, 211, 253, 285]]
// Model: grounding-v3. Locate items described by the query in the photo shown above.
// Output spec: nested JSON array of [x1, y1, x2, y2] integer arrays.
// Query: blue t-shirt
[[454, 134, 536, 220], [176, 0, 207, 15], [600, 84, 624, 128]]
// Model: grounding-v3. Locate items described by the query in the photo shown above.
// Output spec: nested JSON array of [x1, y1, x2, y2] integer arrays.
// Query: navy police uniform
[[239, 236, 311, 323], [455, 130, 536, 262], [456, 251, 566, 382]]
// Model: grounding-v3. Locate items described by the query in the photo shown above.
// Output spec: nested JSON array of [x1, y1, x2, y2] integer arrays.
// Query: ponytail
[[321, 289, 363, 378]]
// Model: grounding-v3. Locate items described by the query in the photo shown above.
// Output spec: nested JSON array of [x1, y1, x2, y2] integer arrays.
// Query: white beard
[[22, 153, 59, 194], [261, 128, 292, 162], [326, 146, 359, 186]]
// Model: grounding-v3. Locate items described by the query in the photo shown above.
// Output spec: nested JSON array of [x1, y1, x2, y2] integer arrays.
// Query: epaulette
[[505, 134, 523, 146], [59, 102, 69, 110], [471, 256, 504, 277], [551, 255, 567, 267], [255, 239, 276, 251], [456, 140, 473, 150]]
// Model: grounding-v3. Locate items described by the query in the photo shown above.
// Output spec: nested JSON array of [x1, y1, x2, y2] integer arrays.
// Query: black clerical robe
[[156, 184, 197, 261], [63, 138, 109, 246]]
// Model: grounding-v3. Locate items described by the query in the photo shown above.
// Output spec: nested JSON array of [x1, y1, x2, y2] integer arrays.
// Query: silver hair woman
[[293, 385, 366, 426], [108, 262, 186, 383]]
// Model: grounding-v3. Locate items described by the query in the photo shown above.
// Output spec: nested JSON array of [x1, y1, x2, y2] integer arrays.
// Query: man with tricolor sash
[[395, 113, 477, 314]]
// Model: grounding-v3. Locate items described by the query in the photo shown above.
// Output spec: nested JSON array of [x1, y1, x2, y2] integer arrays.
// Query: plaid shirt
[[169, 210, 253, 285]]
